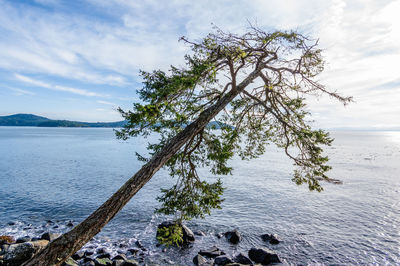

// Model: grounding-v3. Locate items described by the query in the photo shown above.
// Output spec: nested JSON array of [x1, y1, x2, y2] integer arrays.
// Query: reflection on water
[[0, 127, 399, 264]]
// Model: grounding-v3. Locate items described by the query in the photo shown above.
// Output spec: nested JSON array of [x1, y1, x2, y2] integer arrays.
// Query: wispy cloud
[[97, 100, 116, 106], [15, 74, 109, 98], [8, 87, 35, 96]]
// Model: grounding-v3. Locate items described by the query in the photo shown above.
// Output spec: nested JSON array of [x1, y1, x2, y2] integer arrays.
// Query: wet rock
[[3, 240, 48, 265], [193, 254, 213, 266], [46, 220, 54, 224], [157, 221, 195, 245], [84, 250, 95, 257], [16, 236, 31, 243], [248, 247, 280, 265], [112, 254, 127, 261], [120, 259, 139, 266], [94, 257, 112, 265], [127, 248, 139, 256], [96, 247, 106, 254], [225, 230, 241, 244], [260, 234, 280, 245], [31, 237, 41, 241], [134, 240, 143, 249], [198, 246, 225, 258], [81, 260, 95, 266], [162, 248, 167, 253], [66, 221, 74, 227], [71, 250, 85, 260], [119, 243, 128, 248], [216, 233, 224, 239], [215, 255, 233, 265], [194, 231, 206, 236], [41, 232, 60, 241], [233, 253, 253, 265], [61, 257, 78, 266], [97, 253, 111, 259], [112, 259, 125, 266]]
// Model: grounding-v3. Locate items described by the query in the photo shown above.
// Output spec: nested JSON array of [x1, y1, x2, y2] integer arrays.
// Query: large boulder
[[157, 221, 195, 245], [248, 248, 280, 265], [225, 230, 241, 244], [3, 240, 49, 265]]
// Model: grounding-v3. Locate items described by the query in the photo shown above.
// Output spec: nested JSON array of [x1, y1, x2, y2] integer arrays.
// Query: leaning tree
[[24, 26, 351, 265]]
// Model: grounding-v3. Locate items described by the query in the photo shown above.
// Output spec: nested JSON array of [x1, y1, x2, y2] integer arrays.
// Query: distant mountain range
[[0, 114, 126, 128], [0, 114, 229, 129]]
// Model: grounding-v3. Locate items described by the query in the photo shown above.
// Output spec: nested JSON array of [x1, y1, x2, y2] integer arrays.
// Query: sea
[[0, 127, 399, 265]]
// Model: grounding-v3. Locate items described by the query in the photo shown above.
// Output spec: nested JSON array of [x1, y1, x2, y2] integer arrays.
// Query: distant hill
[[0, 114, 126, 128]]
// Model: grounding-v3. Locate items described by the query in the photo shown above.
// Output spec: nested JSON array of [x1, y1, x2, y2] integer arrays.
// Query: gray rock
[[248, 247, 280, 265], [225, 230, 241, 244], [199, 246, 225, 258], [233, 253, 253, 265], [193, 254, 212, 266], [84, 250, 95, 256], [260, 234, 280, 245], [41, 232, 60, 241], [3, 240, 49, 265], [215, 255, 233, 265]]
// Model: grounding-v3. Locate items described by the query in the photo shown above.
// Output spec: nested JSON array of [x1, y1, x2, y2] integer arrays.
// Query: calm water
[[0, 127, 399, 265]]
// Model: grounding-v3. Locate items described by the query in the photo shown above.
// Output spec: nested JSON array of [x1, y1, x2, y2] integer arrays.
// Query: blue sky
[[0, 0, 399, 129]]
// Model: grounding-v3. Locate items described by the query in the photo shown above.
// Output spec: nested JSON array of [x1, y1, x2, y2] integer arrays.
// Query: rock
[[194, 231, 206, 236], [134, 240, 143, 248], [112, 254, 127, 261], [41, 232, 60, 241], [248, 247, 280, 265], [233, 253, 253, 265], [193, 254, 212, 266], [3, 240, 49, 265], [66, 221, 74, 227], [225, 230, 241, 244], [81, 260, 95, 266], [215, 255, 233, 265], [16, 236, 31, 243], [198, 246, 225, 258], [96, 253, 111, 259], [119, 243, 128, 248], [31, 237, 41, 241], [120, 259, 139, 266], [0, 236, 15, 245], [7, 222, 16, 226], [96, 247, 107, 254], [260, 234, 280, 245], [112, 259, 125, 266], [126, 248, 139, 256], [84, 250, 95, 256], [216, 233, 224, 239], [46, 220, 54, 224], [61, 257, 78, 266], [94, 257, 112, 265], [71, 250, 85, 260], [157, 221, 195, 245]]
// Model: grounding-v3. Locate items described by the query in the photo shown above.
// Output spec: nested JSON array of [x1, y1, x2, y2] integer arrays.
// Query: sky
[[0, 0, 399, 129]]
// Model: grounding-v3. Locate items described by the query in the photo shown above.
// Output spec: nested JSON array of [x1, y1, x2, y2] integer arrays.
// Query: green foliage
[[116, 25, 351, 223], [156, 223, 183, 247]]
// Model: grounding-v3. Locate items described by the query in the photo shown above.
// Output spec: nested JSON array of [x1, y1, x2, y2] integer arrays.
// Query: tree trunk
[[23, 70, 259, 266]]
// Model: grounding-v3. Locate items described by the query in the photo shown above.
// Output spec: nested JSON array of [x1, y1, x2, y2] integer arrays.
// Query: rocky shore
[[0, 220, 282, 266]]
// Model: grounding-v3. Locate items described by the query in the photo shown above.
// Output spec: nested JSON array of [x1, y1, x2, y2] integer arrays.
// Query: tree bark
[[23, 69, 259, 266]]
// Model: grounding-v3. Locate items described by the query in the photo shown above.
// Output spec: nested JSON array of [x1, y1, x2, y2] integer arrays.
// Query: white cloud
[[15, 74, 109, 98], [7, 87, 35, 96]]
